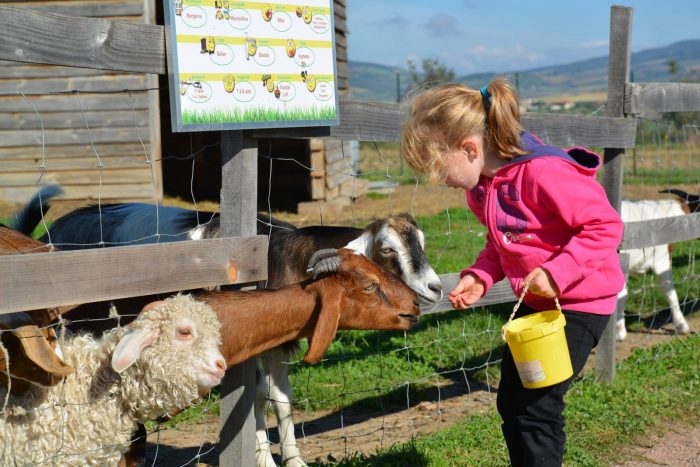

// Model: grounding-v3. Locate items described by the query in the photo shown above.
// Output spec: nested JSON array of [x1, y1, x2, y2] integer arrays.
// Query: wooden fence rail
[[0, 236, 268, 313]]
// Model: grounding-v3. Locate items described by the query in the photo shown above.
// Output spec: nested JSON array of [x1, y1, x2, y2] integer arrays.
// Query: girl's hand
[[448, 273, 485, 309], [524, 267, 559, 298]]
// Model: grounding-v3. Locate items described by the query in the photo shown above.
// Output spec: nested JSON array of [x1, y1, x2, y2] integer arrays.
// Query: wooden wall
[[0, 0, 162, 204]]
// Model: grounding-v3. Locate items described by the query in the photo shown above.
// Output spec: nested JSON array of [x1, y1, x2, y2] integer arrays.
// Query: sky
[[346, 1, 700, 76]]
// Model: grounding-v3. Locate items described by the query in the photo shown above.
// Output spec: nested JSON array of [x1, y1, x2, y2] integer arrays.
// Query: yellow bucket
[[502, 287, 573, 389]]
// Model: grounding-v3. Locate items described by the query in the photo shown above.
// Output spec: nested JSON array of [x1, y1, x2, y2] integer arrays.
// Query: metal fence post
[[219, 131, 258, 466], [598, 5, 633, 382]]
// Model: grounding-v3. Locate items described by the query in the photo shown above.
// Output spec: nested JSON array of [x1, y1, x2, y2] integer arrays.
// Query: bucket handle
[[501, 282, 561, 342]]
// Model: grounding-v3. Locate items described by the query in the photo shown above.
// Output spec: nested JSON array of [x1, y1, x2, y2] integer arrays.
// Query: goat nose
[[215, 358, 227, 373], [428, 281, 443, 294]]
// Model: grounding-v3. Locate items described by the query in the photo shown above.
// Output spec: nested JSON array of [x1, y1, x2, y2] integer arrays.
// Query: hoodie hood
[[511, 132, 601, 175]]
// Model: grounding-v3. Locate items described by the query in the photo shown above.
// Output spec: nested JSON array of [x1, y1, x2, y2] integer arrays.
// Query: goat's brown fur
[[200, 249, 419, 365], [0, 227, 74, 393]]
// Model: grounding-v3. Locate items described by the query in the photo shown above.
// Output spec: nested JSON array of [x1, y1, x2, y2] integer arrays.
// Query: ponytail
[[401, 77, 526, 182], [482, 78, 527, 159]]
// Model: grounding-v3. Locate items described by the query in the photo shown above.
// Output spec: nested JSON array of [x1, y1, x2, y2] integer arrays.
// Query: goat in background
[[616, 189, 697, 340]]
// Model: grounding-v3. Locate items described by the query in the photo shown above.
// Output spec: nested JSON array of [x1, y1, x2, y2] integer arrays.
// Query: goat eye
[[177, 328, 193, 339], [363, 283, 378, 293], [379, 247, 394, 254]]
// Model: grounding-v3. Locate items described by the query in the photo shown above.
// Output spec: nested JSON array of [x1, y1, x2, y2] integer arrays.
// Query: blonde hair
[[401, 77, 526, 183]]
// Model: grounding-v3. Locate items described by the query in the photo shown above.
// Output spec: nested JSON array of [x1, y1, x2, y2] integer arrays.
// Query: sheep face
[[112, 295, 226, 420]]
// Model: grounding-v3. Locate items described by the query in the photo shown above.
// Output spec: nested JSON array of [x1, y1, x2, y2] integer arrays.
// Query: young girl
[[401, 78, 625, 466]]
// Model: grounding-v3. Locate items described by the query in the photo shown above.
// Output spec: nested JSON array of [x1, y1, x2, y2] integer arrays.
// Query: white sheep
[[0, 294, 225, 466], [617, 196, 693, 340]]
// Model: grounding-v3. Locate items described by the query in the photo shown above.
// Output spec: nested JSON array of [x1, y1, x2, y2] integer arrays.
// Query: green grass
[[308, 334, 700, 466], [181, 105, 336, 124], [170, 205, 699, 439]]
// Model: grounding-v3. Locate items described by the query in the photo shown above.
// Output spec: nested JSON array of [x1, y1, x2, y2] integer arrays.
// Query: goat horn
[[306, 248, 341, 279], [660, 188, 690, 200]]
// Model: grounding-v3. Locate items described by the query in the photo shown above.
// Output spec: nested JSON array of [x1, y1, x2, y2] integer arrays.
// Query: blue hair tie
[[480, 86, 492, 113]]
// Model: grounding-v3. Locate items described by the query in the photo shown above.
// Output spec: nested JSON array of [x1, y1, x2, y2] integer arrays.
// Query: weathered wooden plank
[[0, 236, 268, 313], [0, 62, 110, 78], [625, 82, 700, 114], [249, 100, 637, 147], [421, 276, 516, 315], [12, 1, 145, 18], [0, 182, 157, 203], [0, 167, 153, 185], [0, 127, 151, 147], [0, 109, 150, 130], [620, 213, 700, 250], [0, 74, 147, 94], [0, 142, 153, 159], [0, 93, 152, 112], [0, 6, 166, 74], [521, 113, 637, 148]]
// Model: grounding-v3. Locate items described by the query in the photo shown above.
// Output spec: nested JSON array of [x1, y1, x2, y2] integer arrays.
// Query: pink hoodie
[[462, 132, 624, 314]]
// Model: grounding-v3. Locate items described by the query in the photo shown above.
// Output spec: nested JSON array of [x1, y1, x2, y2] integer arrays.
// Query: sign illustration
[[164, 0, 339, 132]]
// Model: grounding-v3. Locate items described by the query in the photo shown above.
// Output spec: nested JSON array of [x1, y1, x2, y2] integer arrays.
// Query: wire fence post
[[218, 131, 259, 466], [598, 5, 633, 383]]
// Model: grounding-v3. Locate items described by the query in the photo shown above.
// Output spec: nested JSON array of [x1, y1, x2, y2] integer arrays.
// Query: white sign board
[[164, 0, 339, 132]]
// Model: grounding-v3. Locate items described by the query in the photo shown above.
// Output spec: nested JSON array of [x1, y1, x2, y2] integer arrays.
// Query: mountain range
[[347, 39, 700, 102]]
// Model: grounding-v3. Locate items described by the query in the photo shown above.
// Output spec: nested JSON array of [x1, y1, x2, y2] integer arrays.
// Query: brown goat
[[0, 227, 74, 394], [200, 248, 420, 366]]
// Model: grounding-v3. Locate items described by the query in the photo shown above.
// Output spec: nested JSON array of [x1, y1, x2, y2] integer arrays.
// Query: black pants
[[497, 305, 611, 467]]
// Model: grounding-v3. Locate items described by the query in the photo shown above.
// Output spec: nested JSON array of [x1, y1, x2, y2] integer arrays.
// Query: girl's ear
[[459, 137, 480, 160], [111, 327, 160, 373]]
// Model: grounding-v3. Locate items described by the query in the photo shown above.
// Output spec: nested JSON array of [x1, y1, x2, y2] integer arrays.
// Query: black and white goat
[[14, 186, 442, 467], [616, 189, 697, 340]]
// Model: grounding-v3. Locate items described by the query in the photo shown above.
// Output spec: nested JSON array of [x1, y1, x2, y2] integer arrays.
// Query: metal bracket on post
[[219, 131, 258, 466]]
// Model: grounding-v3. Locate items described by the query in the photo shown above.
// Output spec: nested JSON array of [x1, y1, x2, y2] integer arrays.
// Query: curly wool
[[0, 294, 222, 466]]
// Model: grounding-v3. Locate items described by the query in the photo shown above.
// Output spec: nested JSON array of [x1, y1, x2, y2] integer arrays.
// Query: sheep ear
[[111, 327, 160, 373], [304, 286, 343, 365]]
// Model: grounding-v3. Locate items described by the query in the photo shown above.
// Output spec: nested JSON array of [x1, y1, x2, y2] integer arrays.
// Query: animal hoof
[[615, 320, 627, 341], [676, 322, 691, 334]]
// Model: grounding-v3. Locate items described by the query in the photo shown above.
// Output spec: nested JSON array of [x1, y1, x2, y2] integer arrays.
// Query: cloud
[[368, 11, 411, 30], [423, 14, 460, 37], [578, 39, 609, 49], [452, 44, 549, 73]]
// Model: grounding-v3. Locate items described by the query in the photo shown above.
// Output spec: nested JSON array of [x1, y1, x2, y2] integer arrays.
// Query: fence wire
[[0, 86, 698, 465]]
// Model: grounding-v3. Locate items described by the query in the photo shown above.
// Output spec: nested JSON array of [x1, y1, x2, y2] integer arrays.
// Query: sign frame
[[163, 1, 340, 132]]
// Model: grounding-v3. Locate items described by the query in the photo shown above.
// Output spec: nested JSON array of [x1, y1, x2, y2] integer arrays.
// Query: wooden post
[[219, 131, 258, 466], [598, 5, 633, 383]]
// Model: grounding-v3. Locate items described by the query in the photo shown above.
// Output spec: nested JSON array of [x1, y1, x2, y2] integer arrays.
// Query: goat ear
[[304, 286, 343, 365], [111, 327, 160, 373], [14, 325, 74, 379]]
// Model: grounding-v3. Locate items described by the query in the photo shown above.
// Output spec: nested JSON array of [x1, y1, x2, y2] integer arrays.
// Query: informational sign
[[164, 0, 339, 132]]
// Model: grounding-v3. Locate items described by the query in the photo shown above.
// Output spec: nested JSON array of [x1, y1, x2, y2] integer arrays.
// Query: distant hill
[[347, 40, 700, 101]]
